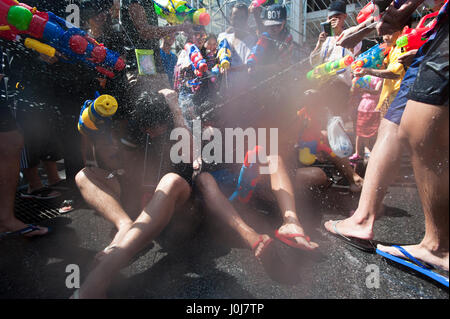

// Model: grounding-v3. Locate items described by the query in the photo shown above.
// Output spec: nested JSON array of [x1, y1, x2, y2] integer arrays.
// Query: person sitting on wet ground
[[73, 88, 196, 298], [293, 89, 364, 194]]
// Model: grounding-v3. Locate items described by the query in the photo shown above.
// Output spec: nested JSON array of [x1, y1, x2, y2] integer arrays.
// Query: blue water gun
[[229, 146, 264, 203], [247, 32, 270, 67], [78, 92, 118, 136]]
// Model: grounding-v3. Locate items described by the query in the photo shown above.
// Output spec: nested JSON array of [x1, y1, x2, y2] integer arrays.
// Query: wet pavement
[[0, 158, 448, 299]]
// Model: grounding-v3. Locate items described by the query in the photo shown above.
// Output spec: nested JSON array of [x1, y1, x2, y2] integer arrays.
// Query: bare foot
[[350, 176, 364, 193], [377, 243, 449, 271], [251, 234, 273, 259], [324, 216, 374, 240], [276, 223, 319, 250]]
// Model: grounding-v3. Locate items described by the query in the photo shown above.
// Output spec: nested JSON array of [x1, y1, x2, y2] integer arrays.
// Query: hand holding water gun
[[78, 93, 118, 136], [152, 0, 210, 25], [229, 146, 264, 203], [396, 11, 438, 52], [351, 43, 387, 73], [357, 0, 408, 24], [247, 32, 270, 68], [0, 0, 125, 78], [306, 55, 354, 81], [185, 42, 208, 77], [217, 38, 231, 71]]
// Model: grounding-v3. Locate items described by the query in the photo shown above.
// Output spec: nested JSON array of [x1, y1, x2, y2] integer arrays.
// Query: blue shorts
[[384, 48, 425, 125]]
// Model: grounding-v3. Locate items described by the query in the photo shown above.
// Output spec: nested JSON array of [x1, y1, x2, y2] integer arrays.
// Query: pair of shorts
[[407, 22, 449, 106], [385, 22, 449, 124]]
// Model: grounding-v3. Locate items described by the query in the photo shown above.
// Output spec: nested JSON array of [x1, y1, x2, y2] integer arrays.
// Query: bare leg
[[195, 173, 272, 258], [329, 155, 364, 193], [355, 136, 365, 158], [295, 167, 329, 192], [378, 101, 449, 271], [325, 119, 404, 240], [267, 155, 318, 250], [22, 166, 44, 192], [0, 131, 48, 236], [43, 161, 62, 185], [75, 167, 133, 250], [74, 173, 191, 298]]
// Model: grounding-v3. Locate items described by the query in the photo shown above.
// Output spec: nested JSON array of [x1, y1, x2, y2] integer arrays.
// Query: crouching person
[[73, 89, 194, 298]]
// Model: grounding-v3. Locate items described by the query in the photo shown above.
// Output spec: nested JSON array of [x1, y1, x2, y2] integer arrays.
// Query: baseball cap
[[327, 1, 347, 18], [261, 4, 287, 26]]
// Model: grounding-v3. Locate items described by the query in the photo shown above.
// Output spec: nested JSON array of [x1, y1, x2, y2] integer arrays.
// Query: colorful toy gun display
[[217, 38, 231, 71], [396, 11, 438, 52], [247, 32, 270, 67], [306, 55, 354, 81], [0, 0, 125, 78], [357, 0, 407, 24], [229, 146, 264, 203], [78, 93, 118, 136], [351, 43, 387, 72], [352, 75, 375, 90], [185, 42, 208, 77], [152, 0, 210, 26]]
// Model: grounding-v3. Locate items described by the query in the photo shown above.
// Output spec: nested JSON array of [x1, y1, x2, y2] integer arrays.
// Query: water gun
[[78, 92, 118, 136], [351, 43, 387, 72], [185, 42, 208, 77], [357, 0, 407, 24], [396, 11, 438, 52], [0, 0, 125, 78], [306, 55, 354, 81], [229, 146, 264, 203], [296, 109, 336, 166], [217, 38, 231, 71], [251, 0, 268, 8], [352, 75, 375, 90], [247, 32, 270, 67], [152, 0, 210, 26]]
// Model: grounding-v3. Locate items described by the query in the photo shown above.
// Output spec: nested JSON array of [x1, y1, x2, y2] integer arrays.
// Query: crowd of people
[[0, 0, 448, 297]]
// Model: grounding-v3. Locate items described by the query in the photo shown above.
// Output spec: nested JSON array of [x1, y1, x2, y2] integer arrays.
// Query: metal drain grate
[[14, 192, 66, 224]]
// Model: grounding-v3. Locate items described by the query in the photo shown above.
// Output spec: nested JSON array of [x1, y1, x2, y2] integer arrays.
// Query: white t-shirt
[[217, 31, 257, 95]]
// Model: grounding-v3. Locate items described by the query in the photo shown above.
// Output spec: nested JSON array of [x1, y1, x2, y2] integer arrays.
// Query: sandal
[[20, 187, 61, 200], [59, 199, 75, 214]]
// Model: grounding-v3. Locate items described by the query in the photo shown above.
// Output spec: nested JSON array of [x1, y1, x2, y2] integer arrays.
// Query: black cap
[[261, 4, 287, 26], [327, 1, 347, 18]]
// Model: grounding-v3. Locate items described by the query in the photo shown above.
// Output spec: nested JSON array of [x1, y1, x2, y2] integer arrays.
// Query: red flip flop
[[252, 236, 274, 259], [275, 230, 314, 251]]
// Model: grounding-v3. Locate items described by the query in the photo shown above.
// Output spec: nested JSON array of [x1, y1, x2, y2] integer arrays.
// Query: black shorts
[[407, 22, 449, 106], [0, 104, 17, 132]]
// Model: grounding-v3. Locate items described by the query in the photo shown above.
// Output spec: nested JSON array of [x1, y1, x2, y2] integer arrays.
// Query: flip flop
[[328, 220, 376, 253], [274, 229, 314, 251], [0, 224, 51, 239], [376, 245, 449, 288], [59, 199, 75, 214], [20, 187, 61, 200]]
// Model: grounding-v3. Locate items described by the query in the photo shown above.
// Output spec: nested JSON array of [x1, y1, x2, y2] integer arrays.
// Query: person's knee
[[75, 168, 89, 190], [0, 131, 23, 157], [159, 173, 191, 198], [296, 167, 328, 188]]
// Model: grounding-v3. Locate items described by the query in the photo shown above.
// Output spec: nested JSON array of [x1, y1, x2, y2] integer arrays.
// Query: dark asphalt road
[[0, 159, 448, 299]]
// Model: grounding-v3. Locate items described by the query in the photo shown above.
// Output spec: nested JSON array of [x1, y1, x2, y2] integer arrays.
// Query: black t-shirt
[[120, 0, 164, 73]]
